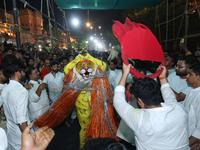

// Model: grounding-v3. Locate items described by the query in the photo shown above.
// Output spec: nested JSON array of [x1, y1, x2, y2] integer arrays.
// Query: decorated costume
[[34, 51, 119, 147]]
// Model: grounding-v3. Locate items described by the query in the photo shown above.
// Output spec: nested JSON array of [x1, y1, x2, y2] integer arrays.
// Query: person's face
[[117, 58, 122, 65], [109, 62, 116, 71], [0, 70, 8, 84], [45, 60, 51, 68], [28, 59, 34, 67], [20, 70, 26, 82], [186, 69, 199, 85], [53, 54, 57, 60], [30, 68, 39, 81], [63, 59, 68, 66], [51, 64, 59, 73], [165, 56, 174, 69], [7, 50, 13, 55], [40, 60, 44, 66], [68, 56, 74, 63], [175, 60, 188, 77]]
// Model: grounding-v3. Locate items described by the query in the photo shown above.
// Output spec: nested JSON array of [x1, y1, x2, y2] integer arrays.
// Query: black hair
[[167, 53, 178, 67], [178, 55, 187, 61], [83, 138, 127, 150], [135, 67, 147, 75], [51, 61, 59, 67], [2, 54, 18, 68], [18, 49, 25, 55], [130, 78, 162, 106], [185, 55, 198, 68], [189, 63, 200, 76], [3, 65, 21, 79], [110, 59, 117, 65]]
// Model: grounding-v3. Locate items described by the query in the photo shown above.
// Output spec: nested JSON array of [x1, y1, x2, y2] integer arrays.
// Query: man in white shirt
[[2, 64, 31, 150], [107, 59, 118, 89], [167, 56, 195, 102], [0, 66, 7, 108], [184, 64, 200, 148], [26, 67, 50, 122], [43, 61, 65, 103], [114, 64, 189, 150]]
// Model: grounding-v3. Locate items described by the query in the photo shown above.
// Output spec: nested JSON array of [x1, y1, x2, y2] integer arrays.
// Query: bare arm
[[189, 136, 199, 147], [36, 83, 47, 97], [118, 63, 131, 87], [172, 90, 186, 102], [19, 122, 28, 132]]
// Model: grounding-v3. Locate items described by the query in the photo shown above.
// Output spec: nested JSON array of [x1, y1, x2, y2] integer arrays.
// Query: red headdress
[[112, 18, 165, 79]]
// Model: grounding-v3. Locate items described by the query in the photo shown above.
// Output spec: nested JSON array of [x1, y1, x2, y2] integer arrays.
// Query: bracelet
[[159, 76, 167, 79]]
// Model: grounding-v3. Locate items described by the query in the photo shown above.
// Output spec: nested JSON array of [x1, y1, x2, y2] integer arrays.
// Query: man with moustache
[[43, 61, 65, 103], [26, 67, 50, 122], [2, 64, 32, 150], [167, 55, 197, 102]]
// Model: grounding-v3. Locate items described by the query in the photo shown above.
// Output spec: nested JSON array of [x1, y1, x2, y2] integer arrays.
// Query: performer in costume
[[34, 50, 119, 148]]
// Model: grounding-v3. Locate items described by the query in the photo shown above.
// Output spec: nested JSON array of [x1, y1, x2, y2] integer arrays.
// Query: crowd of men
[[0, 40, 200, 150]]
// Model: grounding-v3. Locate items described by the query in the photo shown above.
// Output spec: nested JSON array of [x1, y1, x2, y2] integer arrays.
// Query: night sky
[[1, 0, 124, 34]]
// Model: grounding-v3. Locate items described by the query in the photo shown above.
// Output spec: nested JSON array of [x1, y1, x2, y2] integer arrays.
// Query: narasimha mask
[[112, 18, 165, 79]]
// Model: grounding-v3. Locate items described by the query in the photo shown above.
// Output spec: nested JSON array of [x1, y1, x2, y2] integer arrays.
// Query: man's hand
[[122, 63, 131, 76], [157, 65, 168, 85], [25, 84, 33, 90], [157, 65, 167, 78], [118, 63, 132, 87], [38, 83, 47, 90], [21, 123, 55, 150]]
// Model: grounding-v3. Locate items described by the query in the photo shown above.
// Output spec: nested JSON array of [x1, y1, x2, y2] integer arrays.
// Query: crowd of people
[[0, 34, 200, 150]]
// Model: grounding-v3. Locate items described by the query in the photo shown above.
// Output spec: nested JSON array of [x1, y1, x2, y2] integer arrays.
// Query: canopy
[[55, 0, 165, 10]]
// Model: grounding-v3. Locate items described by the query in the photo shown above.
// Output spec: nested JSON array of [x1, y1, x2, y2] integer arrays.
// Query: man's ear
[[197, 75, 200, 81], [137, 98, 145, 108]]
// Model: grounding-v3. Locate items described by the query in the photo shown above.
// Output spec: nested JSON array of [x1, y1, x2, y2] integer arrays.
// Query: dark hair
[[189, 63, 200, 76], [110, 59, 117, 65], [185, 55, 198, 68], [2, 54, 18, 68], [130, 78, 162, 106], [83, 138, 127, 150], [168, 53, 178, 67], [3, 65, 21, 79], [178, 55, 187, 61], [51, 61, 59, 67], [135, 67, 147, 75]]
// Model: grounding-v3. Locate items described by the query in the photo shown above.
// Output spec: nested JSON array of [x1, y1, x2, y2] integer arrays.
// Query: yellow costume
[[35, 52, 119, 148]]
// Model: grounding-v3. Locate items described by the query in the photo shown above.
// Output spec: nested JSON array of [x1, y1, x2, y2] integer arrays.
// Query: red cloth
[[41, 67, 51, 80], [112, 18, 165, 79]]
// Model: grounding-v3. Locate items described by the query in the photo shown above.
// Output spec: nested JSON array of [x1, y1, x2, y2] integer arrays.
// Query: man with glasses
[[167, 55, 197, 102]]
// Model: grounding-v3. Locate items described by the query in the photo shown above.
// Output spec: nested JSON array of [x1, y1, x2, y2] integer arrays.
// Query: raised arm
[[158, 66, 177, 104]]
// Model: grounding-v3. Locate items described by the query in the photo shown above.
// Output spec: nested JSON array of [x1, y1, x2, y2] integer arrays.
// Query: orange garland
[[34, 69, 79, 128], [34, 67, 120, 142]]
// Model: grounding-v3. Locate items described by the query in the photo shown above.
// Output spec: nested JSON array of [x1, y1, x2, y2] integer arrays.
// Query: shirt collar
[[29, 80, 39, 84], [10, 80, 23, 87]]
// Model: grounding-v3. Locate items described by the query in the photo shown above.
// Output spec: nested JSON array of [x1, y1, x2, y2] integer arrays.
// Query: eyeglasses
[[175, 65, 188, 69]]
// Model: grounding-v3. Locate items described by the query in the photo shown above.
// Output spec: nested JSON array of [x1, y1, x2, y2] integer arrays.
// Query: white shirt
[[108, 69, 117, 89], [114, 70, 133, 88], [168, 72, 192, 98], [183, 87, 200, 139], [28, 80, 50, 122], [43, 72, 65, 102], [2, 80, 30, 150], [0, 84, 6, 107], [114, 83, 189, 150], [0, 128, 7, 150]]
